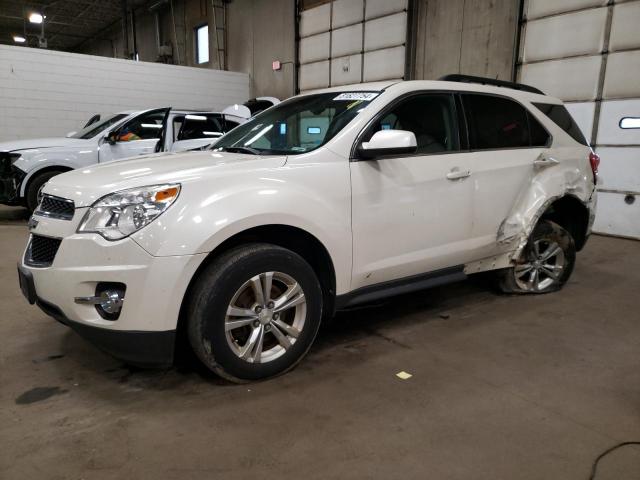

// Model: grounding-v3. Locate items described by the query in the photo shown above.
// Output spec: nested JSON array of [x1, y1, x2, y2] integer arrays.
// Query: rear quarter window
[[532, 103, 588, 146]]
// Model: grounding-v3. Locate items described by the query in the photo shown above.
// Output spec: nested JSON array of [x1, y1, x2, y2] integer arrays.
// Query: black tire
[[25, 170, 65, 212], [187, 243, 323, 383], [498, 219, 576, 294]]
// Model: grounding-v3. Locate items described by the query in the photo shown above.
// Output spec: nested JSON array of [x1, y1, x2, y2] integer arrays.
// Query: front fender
[[16, 148, 99, 197], [132, 154, 353, 293]]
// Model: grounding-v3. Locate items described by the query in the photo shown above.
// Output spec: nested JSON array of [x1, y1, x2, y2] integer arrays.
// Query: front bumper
[[19, 266, 175, 366], [19, 209, 207, 366]]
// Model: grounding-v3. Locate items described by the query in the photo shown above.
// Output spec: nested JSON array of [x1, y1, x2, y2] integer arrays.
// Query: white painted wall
[[0, 45, 250, 142], [519, 0, 640, 239]]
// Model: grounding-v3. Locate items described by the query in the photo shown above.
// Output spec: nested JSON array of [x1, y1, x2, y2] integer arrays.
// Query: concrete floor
[[1, 205, 639, 479]]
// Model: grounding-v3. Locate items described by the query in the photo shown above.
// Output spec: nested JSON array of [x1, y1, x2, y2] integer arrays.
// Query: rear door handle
[[446, 168, 471, 180], [533, 154, 560, 168]]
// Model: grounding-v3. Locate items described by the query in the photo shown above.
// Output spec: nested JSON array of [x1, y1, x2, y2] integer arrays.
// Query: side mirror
[[65, 131, 77, 138], [358, 130, 417, 160], [104, 131, 118, 145]]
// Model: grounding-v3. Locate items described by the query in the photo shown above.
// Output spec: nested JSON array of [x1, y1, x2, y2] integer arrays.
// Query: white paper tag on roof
[[333, 92, 379, 101]]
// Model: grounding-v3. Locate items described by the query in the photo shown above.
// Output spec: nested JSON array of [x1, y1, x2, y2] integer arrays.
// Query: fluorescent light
[[620, 117, 640, 129], [13, 35, 26, 43], [29, 13, 43, 24], [185, 114, 207, 121]]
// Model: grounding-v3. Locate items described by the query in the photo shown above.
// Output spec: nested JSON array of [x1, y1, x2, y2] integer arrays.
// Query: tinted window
[[463, 94, 530, 149], [528, 112, 551, 147], [365, 93, 460, 154], [224, 118, 241, 131], [70, 113, 127, 139], [117, 110, 166, 142], [178, 114, 225, 140], [533, 103, 588, 145]]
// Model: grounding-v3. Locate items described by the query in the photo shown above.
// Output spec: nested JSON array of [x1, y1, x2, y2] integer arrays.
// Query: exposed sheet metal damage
[[0, 152, 25, 205], [466, 162, 597, 275]]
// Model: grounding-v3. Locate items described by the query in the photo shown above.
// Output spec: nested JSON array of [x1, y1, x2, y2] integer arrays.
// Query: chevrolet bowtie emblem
[[27, 217, 39, 230]]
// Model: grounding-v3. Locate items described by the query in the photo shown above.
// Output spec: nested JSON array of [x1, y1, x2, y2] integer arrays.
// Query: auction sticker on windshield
[[333, 92, 379, 101]]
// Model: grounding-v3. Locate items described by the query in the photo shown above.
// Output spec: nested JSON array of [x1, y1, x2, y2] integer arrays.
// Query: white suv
[[18, 77, 598, 382], [0, 108, 248, 211]]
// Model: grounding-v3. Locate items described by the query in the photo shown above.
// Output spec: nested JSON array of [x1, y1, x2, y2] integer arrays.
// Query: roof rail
[[439, 74, 545, 95]]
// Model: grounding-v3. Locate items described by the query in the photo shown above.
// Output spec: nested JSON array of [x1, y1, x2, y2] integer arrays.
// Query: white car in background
[[0, 105, 262, 211], [18, 77, 597, 382]]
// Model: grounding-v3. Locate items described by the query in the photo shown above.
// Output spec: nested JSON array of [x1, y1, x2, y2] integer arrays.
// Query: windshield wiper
[[217, 146, 261, 155]]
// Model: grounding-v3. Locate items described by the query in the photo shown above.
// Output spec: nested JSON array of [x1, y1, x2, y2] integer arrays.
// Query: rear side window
[[532, 103, 588, 146], [463, 94, 534, 150], [177, 114, 225, 141]]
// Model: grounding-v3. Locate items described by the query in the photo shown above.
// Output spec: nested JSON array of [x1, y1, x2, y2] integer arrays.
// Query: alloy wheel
[[514, 239, 565, 292], [225, 271, 307, 364]]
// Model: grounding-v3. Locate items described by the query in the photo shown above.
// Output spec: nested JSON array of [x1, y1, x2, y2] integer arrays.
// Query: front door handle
[[446, 168, 471, 180]]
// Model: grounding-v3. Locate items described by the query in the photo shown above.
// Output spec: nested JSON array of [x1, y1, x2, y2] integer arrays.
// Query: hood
[[0, 137, 90, 152], [43, 150, 288, 207]]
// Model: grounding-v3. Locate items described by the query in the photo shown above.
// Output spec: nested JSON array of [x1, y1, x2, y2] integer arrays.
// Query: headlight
[[78, 184, 180, 240]]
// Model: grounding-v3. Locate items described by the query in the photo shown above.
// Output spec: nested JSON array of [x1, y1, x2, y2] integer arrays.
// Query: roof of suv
[[305, 79, 562, 105]]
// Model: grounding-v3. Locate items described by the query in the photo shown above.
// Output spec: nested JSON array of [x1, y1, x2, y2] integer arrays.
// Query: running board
[[335, 266, 467, 310]]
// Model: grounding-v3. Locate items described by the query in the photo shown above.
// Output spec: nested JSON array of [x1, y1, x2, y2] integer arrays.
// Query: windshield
[[212, 92, 380, 155], [70, 113, 128, 139]]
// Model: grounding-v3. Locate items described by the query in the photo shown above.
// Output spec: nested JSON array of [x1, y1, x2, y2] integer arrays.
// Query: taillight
[[589, 152, 600, 182]]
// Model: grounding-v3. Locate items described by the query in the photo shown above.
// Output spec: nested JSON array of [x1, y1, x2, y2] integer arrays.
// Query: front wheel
[[187, 244, 323, 382], [499, 219, 576, 294], [25, 170, 65, 212]]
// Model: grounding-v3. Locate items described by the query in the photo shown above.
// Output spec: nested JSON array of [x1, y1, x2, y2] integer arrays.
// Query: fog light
[[75, 282, 126, 320]]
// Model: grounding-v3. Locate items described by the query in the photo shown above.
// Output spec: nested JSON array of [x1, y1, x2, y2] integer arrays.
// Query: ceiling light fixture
[[29, 12, 43, 24], [13, 35, 26, 43]]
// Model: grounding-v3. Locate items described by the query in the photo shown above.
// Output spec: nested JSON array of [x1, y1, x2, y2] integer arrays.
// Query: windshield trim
[[69, 113, 130, 140]]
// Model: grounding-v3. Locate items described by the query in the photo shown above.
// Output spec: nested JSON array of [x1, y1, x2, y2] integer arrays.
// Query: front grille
[[25, 235, 62, 267], [35, 194, 75, 220]]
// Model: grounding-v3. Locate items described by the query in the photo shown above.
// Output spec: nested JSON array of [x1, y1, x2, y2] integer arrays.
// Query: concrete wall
[[77, 0, 224, 68], [0, 44, 249, 142], [413, 0, 519, 81], [227, 0, 296, 99]]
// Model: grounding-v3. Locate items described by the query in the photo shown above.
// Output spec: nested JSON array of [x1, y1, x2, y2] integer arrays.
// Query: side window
[[365, 93, 460, 154], [224, 117, 241, 132], [528, 111, 551, 147], [117, 111, 165, 142], [463, 94, 530, 150], [533, 103, 589, 146], [177, 114, 225, 140]]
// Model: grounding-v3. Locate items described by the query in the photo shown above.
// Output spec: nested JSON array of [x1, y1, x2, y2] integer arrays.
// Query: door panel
[[98, 108, 168, 162], [351, 153, 475, 289], [465, 149, 539, 259], [350, 92, 474, 290]]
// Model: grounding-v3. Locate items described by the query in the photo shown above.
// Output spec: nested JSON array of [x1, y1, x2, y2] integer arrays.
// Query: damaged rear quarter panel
[[496, 146, 595, 263]]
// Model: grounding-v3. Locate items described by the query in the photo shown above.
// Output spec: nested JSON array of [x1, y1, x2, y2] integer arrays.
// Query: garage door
[[518, 0, 640, 239], [298, 0, 408, 92]]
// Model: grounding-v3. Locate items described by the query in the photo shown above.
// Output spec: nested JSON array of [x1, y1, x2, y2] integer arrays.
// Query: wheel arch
[[20, 165, 75, 198], [539, 194, 590, 251], [175, 224, 338, 356]]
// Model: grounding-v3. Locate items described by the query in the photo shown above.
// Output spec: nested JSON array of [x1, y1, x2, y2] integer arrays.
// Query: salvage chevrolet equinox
[[18, 76, 598, 382]]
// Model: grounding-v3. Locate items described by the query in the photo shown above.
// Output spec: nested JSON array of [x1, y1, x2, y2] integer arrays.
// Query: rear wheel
[[499, 219, 576, 294], [25, 170, 66, 212], [187, 244, 323, 382]]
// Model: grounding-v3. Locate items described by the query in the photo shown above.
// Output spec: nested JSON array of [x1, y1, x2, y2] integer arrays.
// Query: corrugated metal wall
[[0, 44, 250, 142], [298, 0, 408, 92], [518, 0, 640, 239]]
